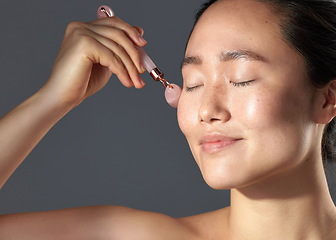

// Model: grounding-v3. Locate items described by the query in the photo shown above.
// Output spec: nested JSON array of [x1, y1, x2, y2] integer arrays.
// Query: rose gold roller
[[98, 5, 182, 108]]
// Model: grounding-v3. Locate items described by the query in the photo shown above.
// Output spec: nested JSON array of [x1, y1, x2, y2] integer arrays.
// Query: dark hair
[[190, 0, 336, 165]]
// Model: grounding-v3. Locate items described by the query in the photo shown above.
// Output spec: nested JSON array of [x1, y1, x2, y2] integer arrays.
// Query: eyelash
[[185, 80, 255, 92], [185, 86, 200, 92], [231, 80, 255, 87]]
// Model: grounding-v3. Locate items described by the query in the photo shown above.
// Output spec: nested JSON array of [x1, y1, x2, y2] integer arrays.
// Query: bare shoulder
[[178, 207, 231, 239], [0, 205, 201, 240]]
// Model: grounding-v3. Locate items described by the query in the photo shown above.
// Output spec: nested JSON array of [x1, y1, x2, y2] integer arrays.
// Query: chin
[[204, 179, 233, 190], [200, 164, 277, 191], [202, 174, 261, 191], [196, 155, 250, 190], [201, 170, 245, 190]]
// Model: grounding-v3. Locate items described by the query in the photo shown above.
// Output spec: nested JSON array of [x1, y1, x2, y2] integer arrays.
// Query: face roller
[[98, 5, 182, 108]]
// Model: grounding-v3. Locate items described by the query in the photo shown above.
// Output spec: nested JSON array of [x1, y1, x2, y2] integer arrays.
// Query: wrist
[[32, 85, 75, 121]]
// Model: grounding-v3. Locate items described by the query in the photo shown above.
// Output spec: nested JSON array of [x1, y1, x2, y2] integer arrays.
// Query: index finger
[[95, 6, 147, 47]]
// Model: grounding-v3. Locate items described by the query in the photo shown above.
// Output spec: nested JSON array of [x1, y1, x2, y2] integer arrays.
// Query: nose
[[198, 84, 231, 124]]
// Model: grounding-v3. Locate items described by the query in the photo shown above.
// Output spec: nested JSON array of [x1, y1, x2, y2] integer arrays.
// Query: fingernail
[[138, 36, 147, 45], [140, 63, 146, 73], [140, 78, 145, 86]]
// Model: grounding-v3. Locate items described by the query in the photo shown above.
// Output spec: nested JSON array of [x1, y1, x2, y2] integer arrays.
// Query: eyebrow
[[181, 49, 267, 69]]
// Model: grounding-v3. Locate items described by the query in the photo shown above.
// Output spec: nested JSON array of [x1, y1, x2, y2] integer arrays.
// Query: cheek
[[235, 85, 310, 163], [177, 92, 196, 138], [177, 92, 201, 161], [235, 86, 303, 130]]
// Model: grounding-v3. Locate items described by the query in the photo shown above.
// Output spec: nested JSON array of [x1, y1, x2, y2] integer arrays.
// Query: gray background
[[0, 0, 334, 217]]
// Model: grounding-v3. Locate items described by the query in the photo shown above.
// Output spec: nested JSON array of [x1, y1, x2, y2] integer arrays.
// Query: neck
[[227, 157, 336, 240]]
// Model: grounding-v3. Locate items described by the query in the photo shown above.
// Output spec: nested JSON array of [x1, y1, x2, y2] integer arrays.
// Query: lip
[[200, 133, 243, 153]]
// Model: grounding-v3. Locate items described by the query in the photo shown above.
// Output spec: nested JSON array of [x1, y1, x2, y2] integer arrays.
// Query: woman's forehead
[[185, 0, 288, 64]]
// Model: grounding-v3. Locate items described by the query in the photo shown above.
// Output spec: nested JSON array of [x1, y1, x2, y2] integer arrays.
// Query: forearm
[[0, 87, 72, 189], [0, 15, 147, 191]]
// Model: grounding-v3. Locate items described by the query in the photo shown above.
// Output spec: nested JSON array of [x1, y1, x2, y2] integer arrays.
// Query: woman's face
[[178, 0, 319, 190]]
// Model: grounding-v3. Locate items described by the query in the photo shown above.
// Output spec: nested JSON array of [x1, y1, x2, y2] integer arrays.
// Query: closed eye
[[231, 80, 255, 87], [185, 85, 202, 92]]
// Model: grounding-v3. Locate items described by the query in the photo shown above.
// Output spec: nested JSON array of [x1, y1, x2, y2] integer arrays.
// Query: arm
[[0, 17, 147, 190], [0, 87, 71, 190], [0, 16, 199, 240], [0, 205, 199, 240]]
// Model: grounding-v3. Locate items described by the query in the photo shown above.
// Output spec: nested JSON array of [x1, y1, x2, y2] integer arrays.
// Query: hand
[[42, 17, 147, 108]]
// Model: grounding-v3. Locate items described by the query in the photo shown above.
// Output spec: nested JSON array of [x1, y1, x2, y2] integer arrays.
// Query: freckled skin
[[177, 0, 318, 189], [2, 1, 336, 239]]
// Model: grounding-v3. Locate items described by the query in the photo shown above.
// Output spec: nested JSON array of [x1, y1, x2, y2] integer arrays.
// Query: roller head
[[165, 84, 182, 108]]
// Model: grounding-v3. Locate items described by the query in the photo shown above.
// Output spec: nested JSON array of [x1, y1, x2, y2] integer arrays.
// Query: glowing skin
[[0, 2, 335, 240], [177, 0, 319, 190]]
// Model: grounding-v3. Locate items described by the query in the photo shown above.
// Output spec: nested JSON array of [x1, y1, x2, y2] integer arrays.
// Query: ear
[[315, 80, 336, 124]]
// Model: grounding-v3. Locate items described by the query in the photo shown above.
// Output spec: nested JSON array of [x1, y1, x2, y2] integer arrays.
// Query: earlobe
[[316, 80, 336, 124]]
